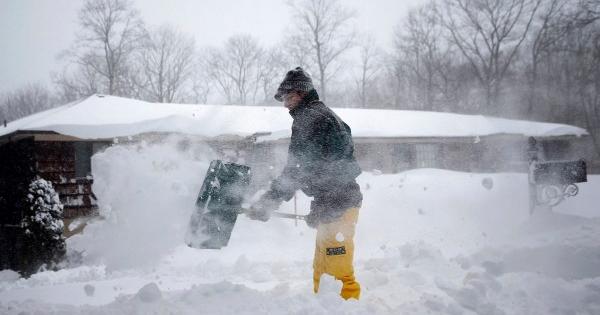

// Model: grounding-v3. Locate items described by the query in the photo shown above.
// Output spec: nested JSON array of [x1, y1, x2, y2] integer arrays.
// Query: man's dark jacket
[[264, 90, 362, 223]]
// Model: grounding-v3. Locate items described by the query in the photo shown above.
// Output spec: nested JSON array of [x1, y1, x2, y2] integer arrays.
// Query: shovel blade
[[186, 160, 251, 249]]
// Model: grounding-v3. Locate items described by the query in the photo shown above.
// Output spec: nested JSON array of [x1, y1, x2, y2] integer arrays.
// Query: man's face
[[283, 91, 303, 110]]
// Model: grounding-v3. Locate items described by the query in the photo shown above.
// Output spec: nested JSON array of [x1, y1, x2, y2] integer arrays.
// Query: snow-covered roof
[[0, 94, 588, 140]]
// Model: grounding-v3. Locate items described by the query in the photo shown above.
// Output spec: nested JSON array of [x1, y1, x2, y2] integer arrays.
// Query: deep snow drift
[[1, 137, 599, 314]]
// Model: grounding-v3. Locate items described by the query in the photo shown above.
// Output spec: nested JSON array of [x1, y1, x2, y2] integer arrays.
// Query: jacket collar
[[289, 89, 320, 118]]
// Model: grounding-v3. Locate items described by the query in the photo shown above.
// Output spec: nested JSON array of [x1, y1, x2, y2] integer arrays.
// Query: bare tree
[[440, 0, 541, 114], [395, 2, 458, 111], [522, 0, 600, 155], [53, 63, 102, 102], [137, 25, 196, 103], [59, 0, 145, 97], [206, 34, 264, 105], [259, 47, 293, 105], [205, 48, 234, 104], [287, 0, 356, 101], [186, 57, 212, 104], [225, 35, 264, 105], [525, 0, 569, 116], [528, 0, 599, 122], [378, 52, 411, 110], [579, 37, 600, 158], [281, 35, 313, 70], [572, 1, 600, 157], [353, 35, 381, 108], [0, 83, 55, 123]]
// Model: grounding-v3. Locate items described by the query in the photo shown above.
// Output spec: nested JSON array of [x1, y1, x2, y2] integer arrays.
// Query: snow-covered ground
[[1, 137, 599, 314]]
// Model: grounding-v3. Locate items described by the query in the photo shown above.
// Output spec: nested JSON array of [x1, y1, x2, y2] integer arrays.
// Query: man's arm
[[267, 112, 334, 200], [248, 114, 332, 221], [246, 147, 303, 221], [263, 147, 304, 202]]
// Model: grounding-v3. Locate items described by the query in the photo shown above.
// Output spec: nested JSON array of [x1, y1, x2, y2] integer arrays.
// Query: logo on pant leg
[[326, 246, 346, 256]]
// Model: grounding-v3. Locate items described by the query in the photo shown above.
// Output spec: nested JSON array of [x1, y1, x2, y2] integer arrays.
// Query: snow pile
[[1, 141, 599, 314], [0, 271, 20, 283], [68, 135, 216, 270], [135, 282, 162, 302]]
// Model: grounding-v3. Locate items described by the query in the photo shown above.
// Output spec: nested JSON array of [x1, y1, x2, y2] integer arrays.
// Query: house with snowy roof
[[0, 94, 594, 228]]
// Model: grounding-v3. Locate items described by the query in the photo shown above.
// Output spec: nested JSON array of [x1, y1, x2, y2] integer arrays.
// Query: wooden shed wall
[[34, 141, 99, 219], [0, 137, 35, 270]]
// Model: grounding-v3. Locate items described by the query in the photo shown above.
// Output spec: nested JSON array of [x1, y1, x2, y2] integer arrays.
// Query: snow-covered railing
[[528, 137, 588, 213]]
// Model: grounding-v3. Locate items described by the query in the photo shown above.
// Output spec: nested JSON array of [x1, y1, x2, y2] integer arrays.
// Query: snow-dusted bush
[[21, 178, 66, 274]]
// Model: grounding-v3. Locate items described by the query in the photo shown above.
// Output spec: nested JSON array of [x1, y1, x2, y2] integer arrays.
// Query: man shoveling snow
[[246, 67, 363, 300]]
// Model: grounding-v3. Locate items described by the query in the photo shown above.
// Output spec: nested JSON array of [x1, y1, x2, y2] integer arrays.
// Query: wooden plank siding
[[34, 141, 98, 219]]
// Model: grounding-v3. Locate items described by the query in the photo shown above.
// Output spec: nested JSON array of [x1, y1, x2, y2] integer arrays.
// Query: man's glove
[[246, 195, 281, 222]]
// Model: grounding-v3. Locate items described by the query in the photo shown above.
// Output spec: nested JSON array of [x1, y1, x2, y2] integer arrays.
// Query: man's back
[[283, 93, 362, 222]]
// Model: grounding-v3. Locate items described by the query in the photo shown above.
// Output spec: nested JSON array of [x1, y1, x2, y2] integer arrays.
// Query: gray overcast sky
[[0, 0, 423, 94]]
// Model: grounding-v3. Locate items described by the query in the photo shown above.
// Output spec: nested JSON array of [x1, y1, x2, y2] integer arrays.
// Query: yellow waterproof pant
[[313, 207, 360, 300]]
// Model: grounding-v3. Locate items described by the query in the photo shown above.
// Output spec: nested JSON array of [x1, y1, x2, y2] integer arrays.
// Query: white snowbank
[[0, 94, 587, 140], [1, 138, 599, 314], [69, 136, 217, 270], [0, 271, 20, 283]]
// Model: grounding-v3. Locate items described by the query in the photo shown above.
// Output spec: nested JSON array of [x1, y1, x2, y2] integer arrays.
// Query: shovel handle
[[241, 207, 306, 221], [272, 212, 306, 220]]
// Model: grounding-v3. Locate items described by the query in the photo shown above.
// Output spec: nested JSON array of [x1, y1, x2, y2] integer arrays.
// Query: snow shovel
[[185, 160, 305, 249]]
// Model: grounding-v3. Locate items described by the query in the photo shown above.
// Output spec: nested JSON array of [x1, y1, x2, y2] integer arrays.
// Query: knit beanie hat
[[274, 67, 315, 101]]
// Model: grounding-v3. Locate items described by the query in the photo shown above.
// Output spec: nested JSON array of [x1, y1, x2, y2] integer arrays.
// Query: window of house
[[74, 142, 93, 178], [393, 144, 413, 171], [414, 143, 439, 168]]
